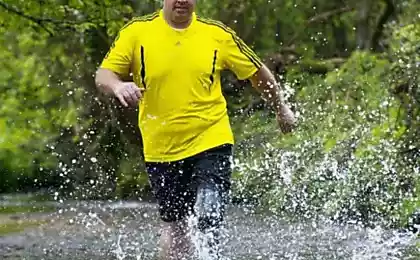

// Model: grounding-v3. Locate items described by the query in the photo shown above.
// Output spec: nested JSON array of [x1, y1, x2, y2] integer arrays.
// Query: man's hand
[[113, 82, 144, 108], [275, 103, 297, 134], [95, 68, 145, 108]]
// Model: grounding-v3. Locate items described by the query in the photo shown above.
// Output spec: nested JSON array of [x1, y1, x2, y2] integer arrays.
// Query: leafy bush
[[230, 50, 419, 228]]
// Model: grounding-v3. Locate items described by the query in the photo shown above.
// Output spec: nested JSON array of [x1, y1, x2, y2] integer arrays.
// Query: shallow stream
[[0, 199, 419, 260]]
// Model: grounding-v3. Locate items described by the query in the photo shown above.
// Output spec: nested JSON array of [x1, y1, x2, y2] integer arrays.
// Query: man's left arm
[[249, 64, 296, 133], [221, 27, 296, 133]]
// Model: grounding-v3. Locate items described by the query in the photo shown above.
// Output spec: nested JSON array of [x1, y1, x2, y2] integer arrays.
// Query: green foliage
[[231, 50, 418, 227], [0, 25, 80, 191], [387, 18, 420, 159]]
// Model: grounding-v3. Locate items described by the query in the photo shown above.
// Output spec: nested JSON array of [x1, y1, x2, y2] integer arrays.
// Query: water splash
[[187, 214, 229, 260], [350, 227, 418, 260]]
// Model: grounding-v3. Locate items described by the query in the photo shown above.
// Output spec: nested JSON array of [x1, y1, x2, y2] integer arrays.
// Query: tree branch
[[286, 6, 355, 46], [0, 1, 119, 37], [0, 1, 54, 35]]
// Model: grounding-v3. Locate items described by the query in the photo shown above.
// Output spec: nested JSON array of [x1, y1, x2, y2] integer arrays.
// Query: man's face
[[164, 0, 196, 22]]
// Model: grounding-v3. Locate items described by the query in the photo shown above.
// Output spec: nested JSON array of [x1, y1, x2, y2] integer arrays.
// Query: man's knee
[[194, 186, 226, 232]]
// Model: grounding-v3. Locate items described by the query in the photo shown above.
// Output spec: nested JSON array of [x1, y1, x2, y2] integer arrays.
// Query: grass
[[0, 192, 53, 203], [0, 220, 46, 236], [0, 204, 56, 214], [0, 202, 56, 235]]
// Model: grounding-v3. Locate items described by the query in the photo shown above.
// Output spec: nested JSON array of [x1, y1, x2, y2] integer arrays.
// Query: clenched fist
[[113, 82, 144, 108]]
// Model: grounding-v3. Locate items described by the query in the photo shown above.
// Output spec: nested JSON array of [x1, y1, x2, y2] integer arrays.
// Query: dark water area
[[0, 198, 419, 260]]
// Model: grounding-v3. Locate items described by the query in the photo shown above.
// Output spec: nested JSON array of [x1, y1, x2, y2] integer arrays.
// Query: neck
[[163, 9, 193, 29]]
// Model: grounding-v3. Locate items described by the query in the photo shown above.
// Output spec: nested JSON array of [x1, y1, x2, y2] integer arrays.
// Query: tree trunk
[[371, 0, 396, 52], [356, 0, 373, 50]]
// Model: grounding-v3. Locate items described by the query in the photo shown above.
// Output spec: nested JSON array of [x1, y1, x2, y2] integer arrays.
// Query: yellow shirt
[[100, 10, 263, 162]]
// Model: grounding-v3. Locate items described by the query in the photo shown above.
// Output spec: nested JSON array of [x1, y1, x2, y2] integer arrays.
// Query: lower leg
[[158, 220, 192, 260], [194, 185, 227, 258]]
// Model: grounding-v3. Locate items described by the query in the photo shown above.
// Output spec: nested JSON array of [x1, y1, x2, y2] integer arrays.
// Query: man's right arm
[[95, 68, 124, 95], [95, 22, 143, 108], [95, 68, 142, 107]]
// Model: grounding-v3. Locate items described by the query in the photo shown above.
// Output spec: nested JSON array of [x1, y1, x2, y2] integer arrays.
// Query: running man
[[95, 0, 296, 259]]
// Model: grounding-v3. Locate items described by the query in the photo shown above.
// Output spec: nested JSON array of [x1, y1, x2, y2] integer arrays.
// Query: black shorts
[[145, 144, 233, 222]]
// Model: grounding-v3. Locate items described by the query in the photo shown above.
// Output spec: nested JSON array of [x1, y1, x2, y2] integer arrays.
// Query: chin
[[176, 11, 189, 16], [174, 12, 190, 20]]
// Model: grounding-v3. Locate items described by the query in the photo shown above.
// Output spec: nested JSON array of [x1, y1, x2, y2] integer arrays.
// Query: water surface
[[0, 200, 419, 260]]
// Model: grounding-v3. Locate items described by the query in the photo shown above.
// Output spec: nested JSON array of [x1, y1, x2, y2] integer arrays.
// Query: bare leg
[[158, 219, 193, 260]]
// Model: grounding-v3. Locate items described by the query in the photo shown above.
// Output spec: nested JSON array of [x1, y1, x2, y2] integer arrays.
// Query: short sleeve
[[222, 28, 263, 80], [100, 22, 136, 78]]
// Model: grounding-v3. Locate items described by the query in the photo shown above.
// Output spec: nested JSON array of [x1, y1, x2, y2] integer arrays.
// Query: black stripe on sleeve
[[105, 11, 159, 58], [197, 17, 263, 68]]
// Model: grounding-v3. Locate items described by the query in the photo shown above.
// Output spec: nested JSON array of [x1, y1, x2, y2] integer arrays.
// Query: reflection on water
[[0, 200, 419, 260]]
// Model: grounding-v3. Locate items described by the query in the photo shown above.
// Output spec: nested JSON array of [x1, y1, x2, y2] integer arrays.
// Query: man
[[95, 0, 296, 259]]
